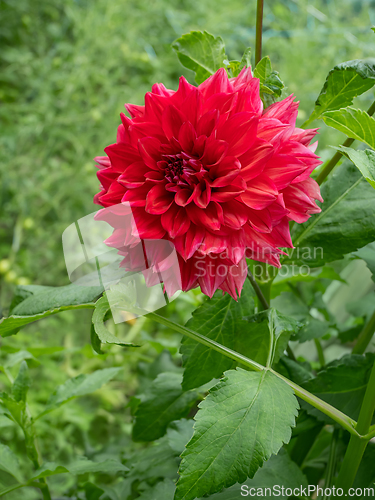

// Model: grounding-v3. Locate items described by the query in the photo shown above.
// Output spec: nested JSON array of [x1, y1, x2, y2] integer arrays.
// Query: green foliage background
[[1, 0, 375, 498]]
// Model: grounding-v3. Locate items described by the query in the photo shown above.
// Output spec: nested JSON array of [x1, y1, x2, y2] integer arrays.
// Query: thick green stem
[[147, 312, 359, 437], [315, 100, 375, 185], [353, 309, 375, 355], [336, 359, 375, 493], [255, 0, 264, 65]]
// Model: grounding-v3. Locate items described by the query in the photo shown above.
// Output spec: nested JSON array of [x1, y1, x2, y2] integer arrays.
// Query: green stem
[[247, 270, 269, 310], [255, 0, 264, 65], [286, 344, 297, 361], [314, 338, 326, 367], [322, 429, 339, 500], [336, 358, 375, 493], [315, 100, 375, 185], [352, 309, 375, 355], [147, 312, 359, 437], [365, 425, 375, 440]]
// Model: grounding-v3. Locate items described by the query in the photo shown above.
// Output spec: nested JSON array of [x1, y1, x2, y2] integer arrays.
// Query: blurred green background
[[0, 0, 375, 498]]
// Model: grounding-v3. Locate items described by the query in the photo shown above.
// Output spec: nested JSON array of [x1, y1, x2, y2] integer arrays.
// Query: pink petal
[[138, 137, 162, 170], [178, 121, 197, 154], [162, 105, 185, 141], [198, 68, 233, 98], [118, 162, 151, 188], [186, 202, 222, 231], [201, 137, 228, 166], [240, 174, 278, 210], [161, 205, 191, 238], [145, 183, 174, 214], [216, 112, 259, 156], [239, 140, 274, 181]]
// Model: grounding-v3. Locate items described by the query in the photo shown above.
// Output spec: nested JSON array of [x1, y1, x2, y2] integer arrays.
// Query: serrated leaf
[[293, 318, 329, 343], [132, 373, 198, 442], [0, 283, 102, 337], [175, 368, 298, 500], [301, 354, 375, 422], [354, 242, 375, 283], [226, 48, 252, 78], [172, 31, 227, 84], [284, 162, 375, 267], [307, 59, 375, 123], [120, 435, 180, 499], [91, 295, 137, 351], [37, 367, 121, 418], [199, 449, 307, 499], [322, 107, 375, 148], [11, 361, 30, 403], [166, 419, 194, 455], [0, 443, 22, 482], [8, 285, 53, 314], [254, 56, 284, 97], [180, 281, 258, 391], [31, 457, 128, 480], [337, 146, 375, 189], [138, 479, 175, 500]]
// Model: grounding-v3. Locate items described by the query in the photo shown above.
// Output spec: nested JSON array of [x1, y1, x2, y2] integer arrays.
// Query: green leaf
[[175, 368, 298, 500], [354, 242, 375, 283], [91, 295, 137, 352], [336, 146, 375, 189], [37, 367, 121, 418], [0, 283, 102, 337], [172, 31, 227, 84], [199, 449, 307, 499], [120, 434, 180, 499], [353, 442, 375, 489], [8, 285, 53, 314], [322, 107, 375, 148], [301, 354, 375, 422], [264, 308, 302, 364], [180, 281, 258, 391], [285, 162, 375, 267], [138, 479, 175, 500], [11, 361, 30, 403], [31, 457, 128, 480], [166, 419, 194, 455], [0, 443, 22, 482], [226, 48, 252, 78], [181, 285, 299, 391], [0, 393, 27, 428], [307, 59, 375, 123], [254, 56, 284, 97], [293, 318, 329, 343], [132, 373, 198, 442]]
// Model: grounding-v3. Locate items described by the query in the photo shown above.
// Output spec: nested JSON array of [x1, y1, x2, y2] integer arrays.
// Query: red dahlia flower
[[94, 67, 323, 299]]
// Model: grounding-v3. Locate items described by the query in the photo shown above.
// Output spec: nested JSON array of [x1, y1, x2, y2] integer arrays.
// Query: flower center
[[165, 157, 184, 183]]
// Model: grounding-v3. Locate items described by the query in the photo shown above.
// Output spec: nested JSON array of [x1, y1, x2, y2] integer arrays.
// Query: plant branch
[[314, 338, 326, 367], [247, 270, 269, 310], [336, 358, 375, 493], [352, 309, 375, 355], [147, 312, 359, 437], [255, 0, 264, 65], [315, 100, 375, 185]]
